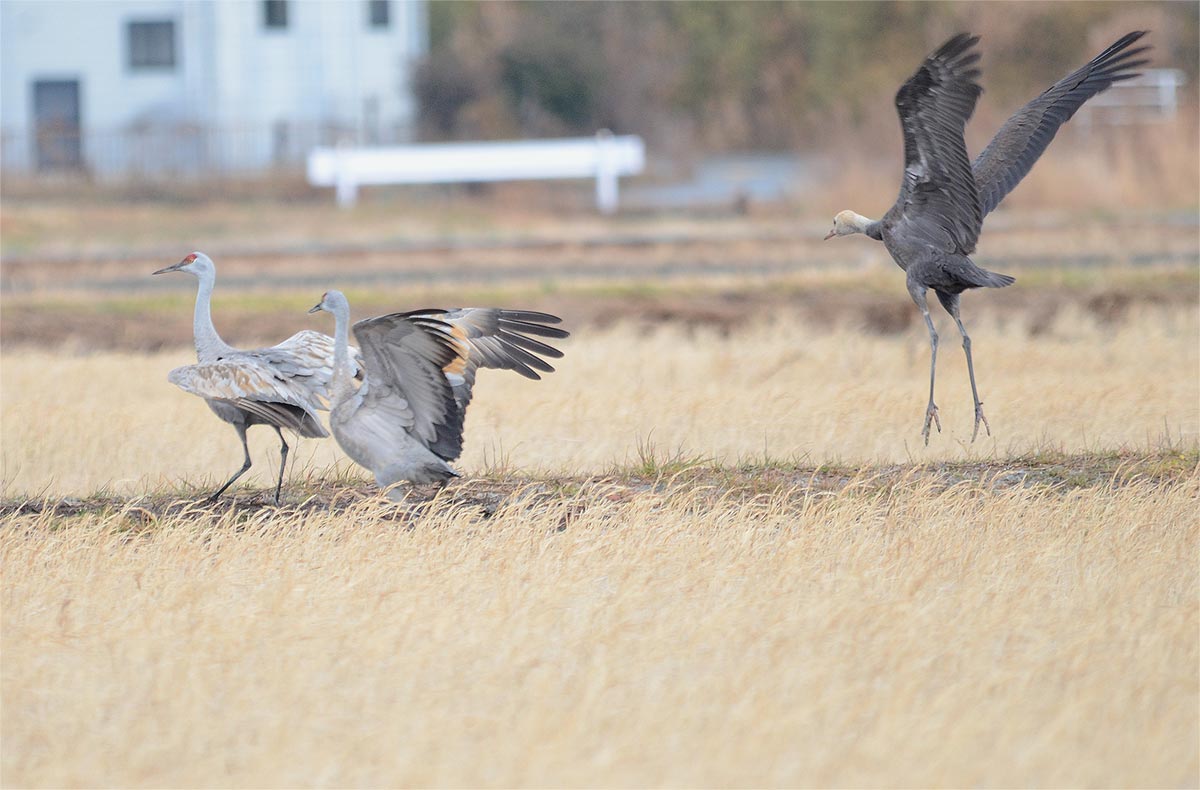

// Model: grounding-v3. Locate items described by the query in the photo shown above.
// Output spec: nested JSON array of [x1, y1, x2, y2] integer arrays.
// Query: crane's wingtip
[[934, 32, 981, 60], [1106, 31, 1151, 57]]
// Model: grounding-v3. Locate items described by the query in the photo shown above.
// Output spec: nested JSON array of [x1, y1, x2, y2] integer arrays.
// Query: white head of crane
[[824, 210, 878, 240], [152, 250, 214, 278]]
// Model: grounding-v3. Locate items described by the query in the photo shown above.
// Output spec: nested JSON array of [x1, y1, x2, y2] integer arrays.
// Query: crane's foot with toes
[[922, 403, 942, 446], [971, 403, 992, 443]]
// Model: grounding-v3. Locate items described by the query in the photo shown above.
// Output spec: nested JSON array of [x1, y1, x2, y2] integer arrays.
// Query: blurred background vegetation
[[416, 1, 1198, 154]]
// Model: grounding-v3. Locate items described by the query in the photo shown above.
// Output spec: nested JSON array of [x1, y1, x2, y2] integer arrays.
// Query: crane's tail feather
[[979, 270, 1015, 288]]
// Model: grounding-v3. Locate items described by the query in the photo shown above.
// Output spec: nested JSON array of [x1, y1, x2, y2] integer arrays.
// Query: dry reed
[[2, 305, 1196, 498], [2, 298, 1197, 787], [2, 473, 1196, 787]]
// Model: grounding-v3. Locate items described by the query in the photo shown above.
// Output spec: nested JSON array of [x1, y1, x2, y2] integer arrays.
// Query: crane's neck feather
[[330, 303, 355, 406], [847, 211, 882, 240], [849, 211, 876, 233], [192, 268, 235, 360]]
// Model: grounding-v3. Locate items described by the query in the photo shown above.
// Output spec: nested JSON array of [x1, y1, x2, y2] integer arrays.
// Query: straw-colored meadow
[[4, 473, 1196, 788], [3, 287, 1197, 786], [3, 304, 1198, 494]]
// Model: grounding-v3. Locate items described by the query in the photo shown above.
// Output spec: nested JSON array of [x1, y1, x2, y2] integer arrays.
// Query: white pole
[[1159, 71, 1178, 121], [595, 129, 618, 215], [334, 140, 357, 208]]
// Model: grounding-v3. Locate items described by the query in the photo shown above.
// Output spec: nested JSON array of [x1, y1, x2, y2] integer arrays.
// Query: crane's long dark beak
[[152, 259, 186, 275], [307, 303, 323, 314], [823, 229, 836, 241]]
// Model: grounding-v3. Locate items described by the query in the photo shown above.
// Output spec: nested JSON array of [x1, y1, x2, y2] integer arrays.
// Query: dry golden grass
[[2, 304, 1196, 497], [2, 297, 1198, 787], [3, 471, 1197, 787]]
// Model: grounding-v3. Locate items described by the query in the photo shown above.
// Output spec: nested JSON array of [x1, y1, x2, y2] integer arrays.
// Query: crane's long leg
[[954, 314, 990, 441], [272, 426, 289, 506], [911, 286, 941, 445], [937, 290, 991, 442], [207, 424, 252, 503]]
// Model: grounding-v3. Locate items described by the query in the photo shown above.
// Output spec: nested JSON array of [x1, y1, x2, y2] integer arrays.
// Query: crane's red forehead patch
[[184, 253, 197, 263]]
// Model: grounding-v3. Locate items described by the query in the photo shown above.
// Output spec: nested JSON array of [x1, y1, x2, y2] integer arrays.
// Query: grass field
[[3, 296, 1197, 496], [3, 201, 1199, 789], [3, 459, 1197, 787], [3, 276, 1198, 785]]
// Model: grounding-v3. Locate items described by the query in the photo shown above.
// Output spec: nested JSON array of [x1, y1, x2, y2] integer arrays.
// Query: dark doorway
[[33, 79, 83, 171]]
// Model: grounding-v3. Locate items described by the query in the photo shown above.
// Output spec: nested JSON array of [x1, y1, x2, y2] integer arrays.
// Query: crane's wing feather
[[168, 358, 329, 437], [972, 31, 1149, 216], [244, 330, 364, 406], [273, 330, 365, 374], [888, 33, 984, 254], [416, 308, 569, 412], [351, 312, 466, 462]]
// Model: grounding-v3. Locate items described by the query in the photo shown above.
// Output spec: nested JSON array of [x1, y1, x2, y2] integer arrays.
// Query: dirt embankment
[[4, 213, 1198, 352]]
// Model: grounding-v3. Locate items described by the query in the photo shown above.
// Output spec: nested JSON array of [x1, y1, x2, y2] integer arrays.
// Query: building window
[[128, 21, 176, 70], [368, 0, 390, 29], [263, 0, 288, 30]]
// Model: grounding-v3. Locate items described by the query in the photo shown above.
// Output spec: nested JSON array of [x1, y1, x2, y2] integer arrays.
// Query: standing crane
[[153, 252, 359, 504], [308, 290, 568, 498], [824, 32, 1148, 443]]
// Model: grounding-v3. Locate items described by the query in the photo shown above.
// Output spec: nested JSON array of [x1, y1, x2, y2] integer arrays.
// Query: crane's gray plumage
[[825, 31, 1148, 444], [972, 31, 1149, 216], [889, 33, 984, 256], [310, 291, 567, 498], [351, 308, 467, 465], [166, 356, 329, 437], [154, 252, 361, 503]]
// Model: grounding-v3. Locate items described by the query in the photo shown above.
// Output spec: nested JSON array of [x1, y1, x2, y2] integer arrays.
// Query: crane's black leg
[[272, 426, 289, 506], [911, 286, 941, 445], [937, 290, 991, 442], [207, 424, 252, 503]]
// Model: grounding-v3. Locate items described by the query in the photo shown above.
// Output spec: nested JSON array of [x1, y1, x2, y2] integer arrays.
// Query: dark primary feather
[[888, 33, 985, 255], [421, 308, 569, 413], [973, 31, 1149, 216]]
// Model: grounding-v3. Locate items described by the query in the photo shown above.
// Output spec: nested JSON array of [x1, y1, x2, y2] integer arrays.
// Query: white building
[[0, 0, 428, 177]]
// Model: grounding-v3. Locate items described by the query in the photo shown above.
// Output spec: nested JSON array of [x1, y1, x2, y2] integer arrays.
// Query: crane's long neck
[[329, 304, 356, 405], [852, 211, 883, 241], [192, 270, 234, 361]]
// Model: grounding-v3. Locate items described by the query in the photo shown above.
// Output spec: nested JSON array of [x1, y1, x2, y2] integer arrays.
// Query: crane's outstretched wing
[[419, 309, 568, 412], [168, 358, 329, 438], [350, 312, 466, 462], [973, 31, 1149, 216], [888, 33, 984, 255]]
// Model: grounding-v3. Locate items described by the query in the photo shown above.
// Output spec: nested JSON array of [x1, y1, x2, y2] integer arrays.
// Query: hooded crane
[[824, 32, 1148, 443], [308, 290, 568, 499], [154, 252, 361, 504]]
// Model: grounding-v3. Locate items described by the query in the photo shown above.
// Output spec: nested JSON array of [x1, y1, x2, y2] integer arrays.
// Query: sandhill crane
[[153, 252, 360, 504], [824, 32, 1148, 443], [308, 290, 568, 498]]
